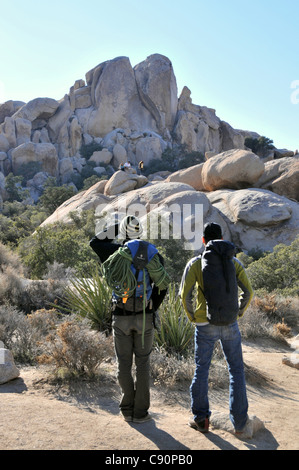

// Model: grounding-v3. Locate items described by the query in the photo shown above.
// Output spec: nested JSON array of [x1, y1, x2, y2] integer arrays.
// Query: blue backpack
[[113, 240, 158, 312]]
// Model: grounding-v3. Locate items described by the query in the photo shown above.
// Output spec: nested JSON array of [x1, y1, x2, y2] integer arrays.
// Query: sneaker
[[234, 417, 253, 439], [121, 414, 133, 422], [133, 413, 153, 423], [188, 416, 209, 433]]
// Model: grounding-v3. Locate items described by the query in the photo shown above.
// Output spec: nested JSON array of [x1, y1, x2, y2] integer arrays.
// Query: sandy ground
[[0, 337, 298, 452]]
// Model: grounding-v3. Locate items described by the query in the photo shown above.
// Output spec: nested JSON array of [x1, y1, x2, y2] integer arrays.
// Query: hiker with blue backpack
[[180, 222, 253, 436], [90, 215, 170, 423]]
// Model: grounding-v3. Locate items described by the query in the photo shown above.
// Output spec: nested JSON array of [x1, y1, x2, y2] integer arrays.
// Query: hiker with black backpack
[[90, 215, 170, 423], [179, 222, 253, 435]]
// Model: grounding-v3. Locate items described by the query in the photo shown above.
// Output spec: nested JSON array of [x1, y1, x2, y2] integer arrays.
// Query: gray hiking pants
[[112, 313, 154, 419]]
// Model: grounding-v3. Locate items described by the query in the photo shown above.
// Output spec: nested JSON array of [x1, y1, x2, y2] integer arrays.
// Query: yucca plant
[[59, 267, 112, 333], [154, 284, 195, 358]]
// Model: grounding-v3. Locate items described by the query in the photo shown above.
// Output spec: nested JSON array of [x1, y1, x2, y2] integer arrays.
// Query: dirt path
[[0, 338, 298, 451]]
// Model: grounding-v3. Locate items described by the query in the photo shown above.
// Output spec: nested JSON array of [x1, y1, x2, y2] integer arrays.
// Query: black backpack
[[201, 240, 239, 326]]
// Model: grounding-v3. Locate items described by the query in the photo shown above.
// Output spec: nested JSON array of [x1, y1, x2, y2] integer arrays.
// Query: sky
[[0, 0, 298, 151]]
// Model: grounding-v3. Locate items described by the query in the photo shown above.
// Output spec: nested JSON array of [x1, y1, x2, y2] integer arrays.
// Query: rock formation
[[0, 348, 20, 385], [0, 53, 298, 254], [0, 53, 268, 192]]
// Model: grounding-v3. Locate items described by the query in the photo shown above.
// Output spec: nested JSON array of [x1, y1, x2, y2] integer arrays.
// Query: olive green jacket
[[179, 255, 253, 324]]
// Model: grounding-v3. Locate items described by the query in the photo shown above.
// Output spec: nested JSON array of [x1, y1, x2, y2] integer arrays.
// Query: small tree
[[245, 136, 274, 157], [39, 178, 76, 214], [5, 173, 30, 202]]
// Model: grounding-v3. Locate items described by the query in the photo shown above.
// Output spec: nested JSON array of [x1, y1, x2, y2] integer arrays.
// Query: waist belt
[[113, 308, 153, 316]]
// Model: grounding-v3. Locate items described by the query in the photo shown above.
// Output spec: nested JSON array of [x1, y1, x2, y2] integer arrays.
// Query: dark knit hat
[[203, 222, 222, 242]]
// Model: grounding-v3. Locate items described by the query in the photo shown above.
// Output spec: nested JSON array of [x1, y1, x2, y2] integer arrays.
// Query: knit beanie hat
[[119, 215, 143, 240]]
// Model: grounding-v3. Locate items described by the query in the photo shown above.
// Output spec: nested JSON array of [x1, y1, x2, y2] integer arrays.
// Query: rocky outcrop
[[104, 169, 148, 196], [255, 156, 299, 201], [12, 97, 59, 123], [0, 100, 25, 124], [11, 142, 59, 177], [0, 53, 264, 198], [207, 188, 299, 251], [0, 348, 20, 385], [84, 56, 158, 138], [41, 175, 299, 254], [1, 53, 298, 255], [134, 54, 178, 138], [165, 163, 205, 191], [201, 149, 265, 191]]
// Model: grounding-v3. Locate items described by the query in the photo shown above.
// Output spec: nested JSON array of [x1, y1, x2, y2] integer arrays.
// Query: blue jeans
[[191, 321, 248, 431]]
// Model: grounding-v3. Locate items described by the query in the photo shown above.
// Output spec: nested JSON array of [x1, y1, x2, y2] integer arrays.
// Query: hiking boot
[[188, 416, 209, 433], [133, 413, 153, 423]]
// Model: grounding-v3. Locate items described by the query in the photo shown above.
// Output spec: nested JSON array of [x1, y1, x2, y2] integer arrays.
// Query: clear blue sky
[[0, 0, 298, 150]]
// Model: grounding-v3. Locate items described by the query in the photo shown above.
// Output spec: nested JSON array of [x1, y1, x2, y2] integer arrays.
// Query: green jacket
[[179, 255, 253, 324]]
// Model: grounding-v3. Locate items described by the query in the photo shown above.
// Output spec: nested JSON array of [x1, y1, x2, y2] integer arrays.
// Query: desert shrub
[[4, 173, 30, 202], [154, 285, 194, 358], [246, 238, 299, 296], [59, 268, 112, 332], [38, 317, 114, 378], [151, 342, 231, 390], [0, 305, 59, 363], [150, 347, 194, 387], [0, 241, 24, 275], [177, 151, 205, 169], [239, 294, 298, 342], [237, 247, 269, 268], [244, 136, 274, 157], [0, 203, 48, 247], [18, 222, 98, 279], [38, 178, 76, 215], [80, 142, 103, 160], [16, 161, 42, 183], [42, 261, 76, 280], [0, 243, 27, 307], [17, 278, 67, 314], [0, 241, 67, 311], [0, 266, 25, 307]]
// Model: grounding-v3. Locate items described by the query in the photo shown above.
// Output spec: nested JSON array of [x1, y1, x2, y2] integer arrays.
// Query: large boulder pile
[[0, 52, 298, 254], [0, 53, 269, 202]]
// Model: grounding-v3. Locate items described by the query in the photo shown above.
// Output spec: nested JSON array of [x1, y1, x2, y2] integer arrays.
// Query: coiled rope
[[102, 246, 170, 347]]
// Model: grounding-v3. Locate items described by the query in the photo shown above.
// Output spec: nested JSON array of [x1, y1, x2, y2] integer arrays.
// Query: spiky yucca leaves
[[155, 284, 194, 358], [60, 267, 112, 333]]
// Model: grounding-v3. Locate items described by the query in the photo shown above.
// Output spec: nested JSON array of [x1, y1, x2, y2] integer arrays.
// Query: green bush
[[80, 142, 103, 160], [244, 136, 274, 157], [143, 146, 204, 176], [246, 237, 299, 296], [177, 151, 205, 169], [17, 222, 98, 279], [39, 178, 76, 215]]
